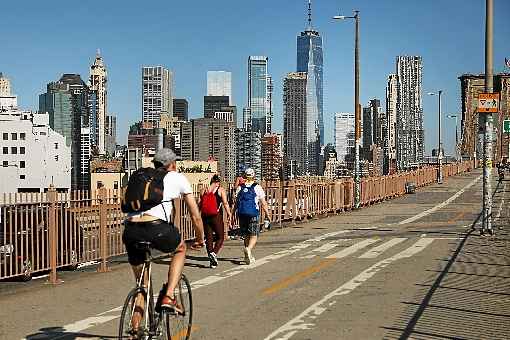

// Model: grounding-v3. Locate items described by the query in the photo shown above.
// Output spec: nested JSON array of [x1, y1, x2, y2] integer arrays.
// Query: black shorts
[[122, 220, 181, 266]]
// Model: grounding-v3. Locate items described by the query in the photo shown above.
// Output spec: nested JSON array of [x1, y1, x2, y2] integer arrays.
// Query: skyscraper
[[248, 56, 270, 135], [385, 74, 398, 174], [283, 72, 320, 176], [89, 51, 107, 154], [334, 112, 355, 163], [39, 74, 89, 189], [395, 56, 424, 170], [236, 128, 262, 179], [105, 114, 117, 156], [204, 96, 229, 118], [207, 71, 232, 104], [362, 99, 383, 158], [173, 98, 188, 121], [297, 0, 324, 146], [142, 66, 173, 125]]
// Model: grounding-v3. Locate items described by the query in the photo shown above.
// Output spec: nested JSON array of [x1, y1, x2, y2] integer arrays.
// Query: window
[[114, 181, 119, 190], [2, 161, 7, 167], [2, 133, 7, 140], [54, 143, 58, 149], [2, 147, 7, 154], [19, 175, 25, 180], [20, 147, 25, 154], [11, 147, 17, 155], [40, 132, 46, 136], [97, 181, 103, 189], [54, 155, 59, 161], [11, 133, 17, 141], [20, 133, 26, 140], [20, 161, 25, 168]]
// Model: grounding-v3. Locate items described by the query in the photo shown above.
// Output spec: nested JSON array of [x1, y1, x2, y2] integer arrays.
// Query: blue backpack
[[237, 183, 259, 217]]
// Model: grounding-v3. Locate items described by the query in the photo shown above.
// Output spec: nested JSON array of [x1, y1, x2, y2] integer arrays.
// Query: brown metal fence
[[0, 160, 474, 282]]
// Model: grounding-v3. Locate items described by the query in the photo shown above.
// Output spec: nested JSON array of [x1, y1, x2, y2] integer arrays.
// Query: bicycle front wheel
[[169, 274, 193, 340], [119, 287, 147, 340]]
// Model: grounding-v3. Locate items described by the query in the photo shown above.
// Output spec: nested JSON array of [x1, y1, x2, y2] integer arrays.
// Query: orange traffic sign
[[478, 93, 500, 113]]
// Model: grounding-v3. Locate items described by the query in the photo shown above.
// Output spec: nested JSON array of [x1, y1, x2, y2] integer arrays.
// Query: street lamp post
[[334, 10, 361, 209], [447, 114, 459, 160], [428, 90, 443, 183]]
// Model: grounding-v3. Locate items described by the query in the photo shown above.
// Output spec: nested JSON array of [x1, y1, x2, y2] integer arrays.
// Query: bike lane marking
[[24, 229, 355, 339], [263, 237, 436, 340], [326, 238, 379, 259], [398, 175, 481, 225]]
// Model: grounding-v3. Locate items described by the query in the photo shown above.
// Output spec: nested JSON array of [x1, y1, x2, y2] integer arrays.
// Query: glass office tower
[[248, 56, 269, 135], [296, 0, 323, 174]]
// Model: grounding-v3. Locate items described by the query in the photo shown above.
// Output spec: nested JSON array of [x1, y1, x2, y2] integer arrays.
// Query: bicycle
[[119, 241, 193, 340]]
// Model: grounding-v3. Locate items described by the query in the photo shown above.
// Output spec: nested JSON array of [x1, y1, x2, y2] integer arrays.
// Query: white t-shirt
[[236, 182, 265, 210], [131, 171, 192, 222]]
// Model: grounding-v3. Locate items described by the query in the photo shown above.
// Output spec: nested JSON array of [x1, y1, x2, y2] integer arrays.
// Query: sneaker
[[250, 253, 256, 263], [209, 252, 218, 268], [161, 295, 183, 315]]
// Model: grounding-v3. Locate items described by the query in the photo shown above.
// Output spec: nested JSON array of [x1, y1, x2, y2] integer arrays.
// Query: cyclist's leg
[[166, 240, 186, 297]]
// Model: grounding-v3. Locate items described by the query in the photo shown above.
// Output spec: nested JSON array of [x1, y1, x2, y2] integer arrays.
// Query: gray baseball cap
[[152, 148, 181, 166]]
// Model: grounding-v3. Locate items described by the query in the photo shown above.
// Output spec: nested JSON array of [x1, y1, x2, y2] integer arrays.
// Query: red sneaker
[[161, 295, 183, 315]]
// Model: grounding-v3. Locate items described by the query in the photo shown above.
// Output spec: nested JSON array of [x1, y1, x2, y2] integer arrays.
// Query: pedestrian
[[199, 174, 232, 268], [234, 168, 270, 264]]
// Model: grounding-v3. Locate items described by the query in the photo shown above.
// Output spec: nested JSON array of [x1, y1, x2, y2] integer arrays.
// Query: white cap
[[245, 168, 255, 177]]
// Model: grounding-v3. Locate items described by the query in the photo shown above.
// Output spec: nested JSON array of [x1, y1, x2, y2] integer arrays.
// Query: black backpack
[[121, 167, 167, 213]]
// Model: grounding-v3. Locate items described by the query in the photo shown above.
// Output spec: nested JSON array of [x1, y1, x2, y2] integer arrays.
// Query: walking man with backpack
[[234, 168, 270, 264], [121, 148, 204, 330], [199, 174, 232, 268]]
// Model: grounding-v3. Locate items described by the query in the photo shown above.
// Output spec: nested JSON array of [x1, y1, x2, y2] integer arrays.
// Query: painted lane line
[[264, 238, 436, 340], [358, 238, 407, 258], [298, 240, 348, 259], [326, 239, 379, 259], [399, 175, 482, 225], [34, 229, 354, 339]]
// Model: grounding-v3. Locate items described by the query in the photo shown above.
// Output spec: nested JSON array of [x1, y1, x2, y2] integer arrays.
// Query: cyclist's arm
[[183, 193, 205, 244]]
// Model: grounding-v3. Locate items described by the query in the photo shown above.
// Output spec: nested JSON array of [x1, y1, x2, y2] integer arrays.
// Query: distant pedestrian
[[234, 168, 270, 264], [199, 175, 232, 268]]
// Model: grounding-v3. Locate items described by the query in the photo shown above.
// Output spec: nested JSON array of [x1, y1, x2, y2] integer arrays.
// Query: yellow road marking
[[171, 325, 199, 340], [262, 259, 336, 295], [447, 211, 466, 224]]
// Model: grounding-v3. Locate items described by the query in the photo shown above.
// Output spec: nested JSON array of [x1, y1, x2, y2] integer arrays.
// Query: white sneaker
[[250, 254, 256, 263], [244, 247, 252, 265]]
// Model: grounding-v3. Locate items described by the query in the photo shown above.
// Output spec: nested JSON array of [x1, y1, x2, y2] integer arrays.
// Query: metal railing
[[0, 160, 475, 282]]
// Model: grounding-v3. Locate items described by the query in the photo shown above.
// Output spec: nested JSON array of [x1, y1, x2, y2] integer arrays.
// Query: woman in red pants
[[199, 175, 232, 268]]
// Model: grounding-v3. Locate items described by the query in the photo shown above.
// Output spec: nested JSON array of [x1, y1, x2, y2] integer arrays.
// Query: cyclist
[[122, 148, 205, 330]]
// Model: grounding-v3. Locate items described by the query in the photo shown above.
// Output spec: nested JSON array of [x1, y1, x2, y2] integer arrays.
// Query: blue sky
[[1, 0, 509, 156]]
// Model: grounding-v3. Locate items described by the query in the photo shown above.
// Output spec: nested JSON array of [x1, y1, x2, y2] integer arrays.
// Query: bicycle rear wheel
[[119, 287, 148, 339], [168, 274, 193, 340]]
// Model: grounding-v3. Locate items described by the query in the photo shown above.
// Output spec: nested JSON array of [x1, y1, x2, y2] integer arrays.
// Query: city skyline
[[1, 0, 509, 156]]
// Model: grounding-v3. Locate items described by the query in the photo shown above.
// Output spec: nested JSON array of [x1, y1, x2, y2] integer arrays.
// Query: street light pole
[[428, 90, 443, 183], [482, 0, 493, 235], [333, 10, 361, 209]]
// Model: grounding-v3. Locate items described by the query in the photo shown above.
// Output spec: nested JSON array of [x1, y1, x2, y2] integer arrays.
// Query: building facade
[[173, 98, 188, 121], [142, 66, 172, 125], [207, 71, 232, 105], [89, 51, 107, 154], [261, 133, 283, 180], [296, 0, 324, 147], [362, 99, 383, 159], [248, 56, 270, 135], [0, 110, 71, 193], [459, 73, 510, 162], [236, 128, 262, 179], [385, 74, 398, 174], [180, 118, 236, 182], [204, 95, 229, 119], [105, 114, 117, 156], [0, 73, 17, 109], [395, 56, 424, 170], [334, 112, 355, 164], [283, 71, 320, 176]]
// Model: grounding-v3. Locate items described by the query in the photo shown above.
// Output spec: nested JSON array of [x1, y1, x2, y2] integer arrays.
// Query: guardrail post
[[47, 185, 61, 284], [97, 187, 109, 273]]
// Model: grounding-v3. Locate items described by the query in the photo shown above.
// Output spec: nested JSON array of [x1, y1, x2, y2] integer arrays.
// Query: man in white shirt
[[123, 148, 204, 323], [234, 168, 270, 264]]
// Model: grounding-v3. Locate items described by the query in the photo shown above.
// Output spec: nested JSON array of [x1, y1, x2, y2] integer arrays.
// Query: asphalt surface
[[1, 169, 509, 340]]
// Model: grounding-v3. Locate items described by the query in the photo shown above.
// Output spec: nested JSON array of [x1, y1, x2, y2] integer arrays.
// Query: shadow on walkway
[[25, 326, 116, 339]]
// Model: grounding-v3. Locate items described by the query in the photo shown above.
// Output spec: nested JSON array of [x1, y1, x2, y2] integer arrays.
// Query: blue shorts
[[239, 215, 260, 236]]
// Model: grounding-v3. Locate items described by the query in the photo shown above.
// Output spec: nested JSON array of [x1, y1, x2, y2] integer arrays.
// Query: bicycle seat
[[134, 241, 153, 251]]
